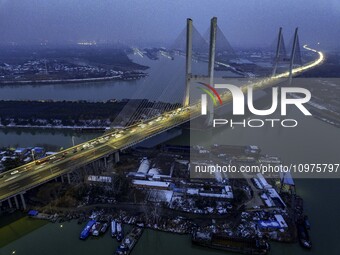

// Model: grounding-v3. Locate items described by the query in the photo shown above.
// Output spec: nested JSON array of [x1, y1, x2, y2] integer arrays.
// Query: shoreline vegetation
[[0, 72, 148, 85], [0, 98, 338, 131], [0, 100, 181, 131]]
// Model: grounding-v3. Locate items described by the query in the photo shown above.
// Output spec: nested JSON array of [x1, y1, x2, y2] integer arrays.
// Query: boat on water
[[111, 220, 117, 237], [92, 222, 102, 236], [115, 227, 144, 255], [296, 220, 312, 249], [80, 220, 96, 240], [89, 211, 99, 220], [116, 222, 124, 242], [192, 232, 270, 255], [100, 222, 109, 234]]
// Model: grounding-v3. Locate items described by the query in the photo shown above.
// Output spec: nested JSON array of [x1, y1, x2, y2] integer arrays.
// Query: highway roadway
[[0, 108, 191, 201], [0, 45, 324, 202]]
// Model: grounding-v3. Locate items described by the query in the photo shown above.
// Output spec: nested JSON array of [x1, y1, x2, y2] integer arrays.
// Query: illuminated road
[[0, 45, 324, 202]]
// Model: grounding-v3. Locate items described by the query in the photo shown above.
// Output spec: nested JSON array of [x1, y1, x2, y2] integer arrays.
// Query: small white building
[[132, 180, 170, 189], [267, 188, 286, 208], [256, 173, 272, 189], [88, 175, 112, 183], [137, 157, 150, 174], [148, 168, 160, 176]]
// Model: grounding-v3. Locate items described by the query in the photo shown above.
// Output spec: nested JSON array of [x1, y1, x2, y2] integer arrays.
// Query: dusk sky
[[0, 0, 339, 48]]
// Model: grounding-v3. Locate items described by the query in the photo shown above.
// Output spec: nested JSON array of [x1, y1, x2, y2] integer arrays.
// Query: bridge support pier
[[67, 173, 71, 184], [8, 198, 13, 208], [114, 151, 120, 163], [104, 157, 107, 167], [20, 193, 26, 210], [108, 154, 114, 165], [14, 196, 20, 209], [61, 175, 64, 183]]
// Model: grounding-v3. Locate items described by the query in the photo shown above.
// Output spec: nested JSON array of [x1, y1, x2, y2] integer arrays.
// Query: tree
[[3, 158, 21, 171]]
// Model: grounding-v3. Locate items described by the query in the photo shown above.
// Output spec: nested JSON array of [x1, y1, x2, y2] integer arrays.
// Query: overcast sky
[[0, 0, 339, 49]]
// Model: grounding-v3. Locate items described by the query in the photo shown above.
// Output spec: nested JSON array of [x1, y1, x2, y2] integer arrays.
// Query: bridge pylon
[[183, 18, 193, 107], [272, 27, 283, 77], [207, 17, 217, 126], [289, 27, 299, 84], [183, 17, 218, 126]]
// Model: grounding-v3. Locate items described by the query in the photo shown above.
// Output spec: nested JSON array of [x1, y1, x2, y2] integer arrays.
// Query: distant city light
[[77, 41, 97, 46]]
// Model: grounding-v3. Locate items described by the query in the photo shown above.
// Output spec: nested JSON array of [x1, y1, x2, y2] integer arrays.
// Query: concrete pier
[[8, 198, 13, 208], [67, 173, 71, 184], [14, 196, 19, 209], [20, 193, 26, 210], [114, 151, 120, 163]]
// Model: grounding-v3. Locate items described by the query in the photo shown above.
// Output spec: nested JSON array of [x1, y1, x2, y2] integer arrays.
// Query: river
[[0, 54, 237, 102], [0, 128, 100, 150], [0, 53, 236, 148]]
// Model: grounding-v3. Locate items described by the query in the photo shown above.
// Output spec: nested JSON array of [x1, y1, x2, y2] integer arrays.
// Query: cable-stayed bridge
[[0, 17, 324, 208]]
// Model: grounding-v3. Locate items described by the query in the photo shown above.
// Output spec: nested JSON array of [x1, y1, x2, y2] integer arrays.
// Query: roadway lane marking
[[32, 175, 41, 181], [3, 175, 20, 182], [9, 183, 20, 190]]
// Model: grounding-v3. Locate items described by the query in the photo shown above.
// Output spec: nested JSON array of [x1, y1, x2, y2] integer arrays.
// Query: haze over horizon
[[0, 0, 340, 49]]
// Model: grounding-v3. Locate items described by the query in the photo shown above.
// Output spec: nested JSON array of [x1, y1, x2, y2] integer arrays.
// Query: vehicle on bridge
[[35, 157, 49, 165]]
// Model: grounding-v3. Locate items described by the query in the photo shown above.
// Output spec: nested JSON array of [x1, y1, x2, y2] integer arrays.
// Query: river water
[[0, 128, 100, 150], [0, 54, 339, 255], [0, 52, 236, 148], [0, 54, 169, 102], [0, 54, 233, 102]]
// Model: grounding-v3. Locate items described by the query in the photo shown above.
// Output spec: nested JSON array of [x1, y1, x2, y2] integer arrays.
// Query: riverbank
[[0, 99, 180, 130], [0, 46, 149, 86], [0, 124, 108, 131], [287, 78, 340, 129], [0, 72, 147, 85], [2, 178, 340, 255], [1, 122, 340, 255]]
